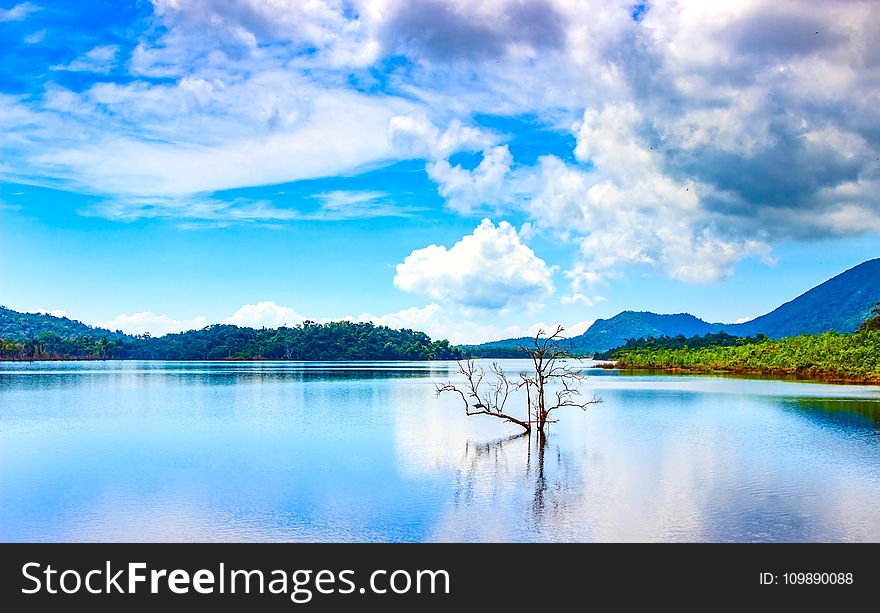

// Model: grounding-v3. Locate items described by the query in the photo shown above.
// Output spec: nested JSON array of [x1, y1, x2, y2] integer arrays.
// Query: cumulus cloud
[[378, 0, 565, 61], [427, 146, 513, 214], [222, 301, 305, 328], [94, 299, 589, 345], [388, 114, 495, 159], [394, 219, 555, 310], [354, 303, 591, 345], [354, 303, 443, 331], [100, 312, 208, 336], [149, 0, 376, 66], [36, 308, 68, 318]]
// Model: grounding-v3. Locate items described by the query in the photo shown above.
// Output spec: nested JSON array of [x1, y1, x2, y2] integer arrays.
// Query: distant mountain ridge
[[471, 258, 880, 355], [722, 259, 880, 338]]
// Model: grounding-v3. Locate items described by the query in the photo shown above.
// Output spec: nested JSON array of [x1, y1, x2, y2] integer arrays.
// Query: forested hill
[[0, 306, 125, 341], [725, 258, 880, 338], [0, 307, 461, 361]]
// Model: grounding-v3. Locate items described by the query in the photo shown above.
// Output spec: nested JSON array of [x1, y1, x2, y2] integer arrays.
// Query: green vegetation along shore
[[602, 329, 880, 384]]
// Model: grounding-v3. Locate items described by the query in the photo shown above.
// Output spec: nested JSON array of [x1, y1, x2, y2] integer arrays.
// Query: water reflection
[[2, 360, 880, 542], [453, 432, 583, 527], [783, 397, 880, 430]]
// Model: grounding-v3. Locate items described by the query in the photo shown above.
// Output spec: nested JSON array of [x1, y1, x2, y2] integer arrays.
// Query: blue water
[[2, 360, 879, 542]]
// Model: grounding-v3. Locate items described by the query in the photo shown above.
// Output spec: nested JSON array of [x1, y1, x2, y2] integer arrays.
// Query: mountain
[[566, 311, 720, 353], [468, 258, 880, 356], [723, 259, 880, 338]]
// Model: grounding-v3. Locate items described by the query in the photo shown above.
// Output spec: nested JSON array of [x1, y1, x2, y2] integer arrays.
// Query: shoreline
[[598, 363, 880, 386]]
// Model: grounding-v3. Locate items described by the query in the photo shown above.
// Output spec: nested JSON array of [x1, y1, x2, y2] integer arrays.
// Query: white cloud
[[427, 145, 513, 214], [51, 45, 120, 73], [149, 0, 376, 66], [1, 0, 878, 290], [101, 312, 208, 336], [394, 219, 555, 310], [354, 303, 443, 331], [36, 308, 68, 318], [82, 191, 416, 225], [561, 263, 609, 305], [0, 2, 40, 22], [24, 29, 45, 44], [24, 79, 414, 198], [222, 301, 304, 328], [560, 293, 594, 306], [352, 302, 592, 345], [310, 190, 418, 220], [92, 298, 590, 345], [388, 114, 495, 159], [565, 319, 594, 337]]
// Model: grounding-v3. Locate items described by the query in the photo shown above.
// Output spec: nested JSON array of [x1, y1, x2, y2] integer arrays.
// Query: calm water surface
[[2, 360, 879, 542]]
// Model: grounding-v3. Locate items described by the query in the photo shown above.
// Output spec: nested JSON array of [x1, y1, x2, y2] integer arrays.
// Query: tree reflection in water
[[451, 431, 586, 535]]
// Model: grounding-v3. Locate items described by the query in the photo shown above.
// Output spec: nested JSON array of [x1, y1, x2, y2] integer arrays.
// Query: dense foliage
[[0, 309, 462, 361], [458, 344, 538, 359], [0, 306, 124, 341], [594, 331, 768, 359], [857, 303, 880, 332], [609, 329, 880, 382]]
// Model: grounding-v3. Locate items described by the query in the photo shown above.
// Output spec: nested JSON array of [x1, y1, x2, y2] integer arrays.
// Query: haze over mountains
[[472, 258, 880, 355]]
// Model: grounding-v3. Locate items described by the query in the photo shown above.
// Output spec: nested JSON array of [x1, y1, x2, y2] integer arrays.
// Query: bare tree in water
[[435, 325, 601, 436]]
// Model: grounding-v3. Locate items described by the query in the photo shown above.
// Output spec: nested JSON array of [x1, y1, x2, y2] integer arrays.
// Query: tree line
[[602, 306, 880, 383], [593, 331, 769, 359], [0, 320, 463, 361]]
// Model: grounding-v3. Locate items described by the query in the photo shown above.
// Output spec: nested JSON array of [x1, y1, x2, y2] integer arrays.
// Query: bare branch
[[436, 326, 601, 435]]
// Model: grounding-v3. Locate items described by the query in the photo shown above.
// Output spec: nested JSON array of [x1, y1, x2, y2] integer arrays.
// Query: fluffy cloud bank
[[394, 219, 555, 310], [100, 311, 208, 336], [222, 301, 305, 328], [96, 300, 589, 344]]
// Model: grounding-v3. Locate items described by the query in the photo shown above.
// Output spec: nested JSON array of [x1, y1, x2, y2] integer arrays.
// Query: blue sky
[[1, 1, 878, 343]]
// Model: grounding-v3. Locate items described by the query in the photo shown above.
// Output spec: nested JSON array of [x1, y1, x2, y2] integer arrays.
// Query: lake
[[2, 359, 880, 542]]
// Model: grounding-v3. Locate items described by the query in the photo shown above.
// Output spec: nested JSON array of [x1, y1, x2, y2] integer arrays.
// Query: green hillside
[[0, 306, 125, 341], [724, 259, 880, 338]]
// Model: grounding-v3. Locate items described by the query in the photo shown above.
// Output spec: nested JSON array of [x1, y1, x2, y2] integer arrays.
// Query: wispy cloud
[[310, 190, 420, 220], [50, 45, 119, 73], [81, 191, 420, 226], [0, 2, 40, 22], [23, 29, 45, 44]]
